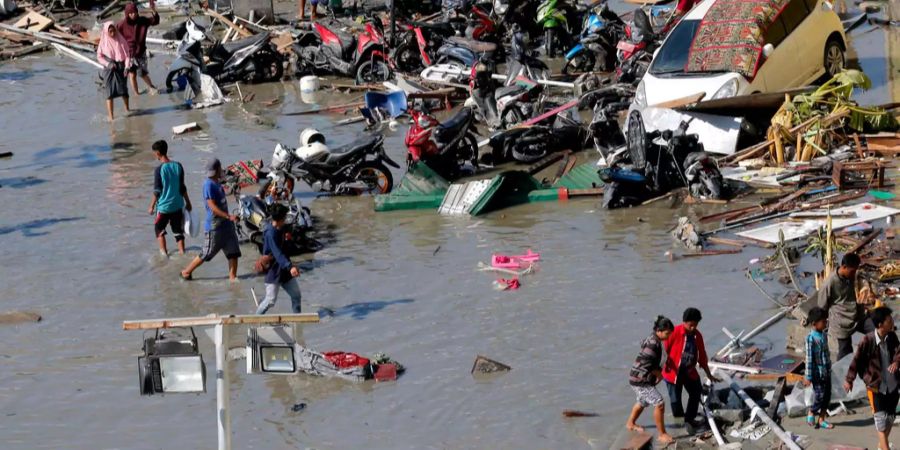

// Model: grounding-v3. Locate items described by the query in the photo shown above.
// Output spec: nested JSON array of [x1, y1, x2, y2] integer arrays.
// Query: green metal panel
[[374, 193, 445, 212], [527, 188, 563, 202], [552, 163, 603, 190], [469, 171, 543, 216], [374, 163, 450, 212]]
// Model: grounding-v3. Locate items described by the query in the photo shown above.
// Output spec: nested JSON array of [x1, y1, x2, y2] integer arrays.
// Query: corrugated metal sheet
[[374, 163, 450, 212], [438, 179, 494, 215], [552, 163, 603, 190]]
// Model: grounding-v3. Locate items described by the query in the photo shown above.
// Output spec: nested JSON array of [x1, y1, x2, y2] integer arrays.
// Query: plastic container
[[299, 75, 319, 93]]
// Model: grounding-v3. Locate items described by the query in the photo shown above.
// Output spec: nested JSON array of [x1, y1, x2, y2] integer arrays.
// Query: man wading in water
[[117, 1, 160, 95], [148, 140, 191, 256], [181, 159, 241, 281]]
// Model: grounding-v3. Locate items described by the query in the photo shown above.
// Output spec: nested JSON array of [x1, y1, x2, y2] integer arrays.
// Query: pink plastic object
[[491, 249, 540, 269]]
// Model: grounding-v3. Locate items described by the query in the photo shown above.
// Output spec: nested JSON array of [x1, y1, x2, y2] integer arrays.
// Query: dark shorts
[[155, 210, 185, 241], [128, 55, 150, 77], [308, 0, 318, 5], [868, 389, 900, 432], [198, 223, 241, 261]]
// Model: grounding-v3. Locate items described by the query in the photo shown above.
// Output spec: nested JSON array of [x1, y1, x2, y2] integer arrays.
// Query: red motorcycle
[[615, 9, 658, 84], [391, 20, 457, 73], [293, 18, 393, 84], [405, 107, 480, 181]]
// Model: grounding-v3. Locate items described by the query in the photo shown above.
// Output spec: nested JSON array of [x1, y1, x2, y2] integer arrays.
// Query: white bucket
[[299, 75, 320, 93]]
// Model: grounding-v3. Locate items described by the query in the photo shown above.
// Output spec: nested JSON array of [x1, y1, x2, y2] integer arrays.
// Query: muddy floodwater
[[0, 13, 894, 449]]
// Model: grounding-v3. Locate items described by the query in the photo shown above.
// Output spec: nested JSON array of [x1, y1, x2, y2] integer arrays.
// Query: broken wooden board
[[650, 92, 705, 109], [471, 355, 511, 374], [172, 122, 200, 135], [620, 431, 653, 450], [14, 11, 54, 32], [736, 202, 900, 244]]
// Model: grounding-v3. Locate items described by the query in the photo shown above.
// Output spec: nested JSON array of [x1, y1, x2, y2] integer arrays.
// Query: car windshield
[[648, 19, 702, 76]]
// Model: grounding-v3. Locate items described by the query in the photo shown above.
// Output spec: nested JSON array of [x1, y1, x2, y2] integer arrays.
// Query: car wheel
[[824, 38, 845, 78]]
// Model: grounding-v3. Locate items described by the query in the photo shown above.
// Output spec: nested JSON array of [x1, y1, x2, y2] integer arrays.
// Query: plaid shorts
[[631, 385, 664, 407]]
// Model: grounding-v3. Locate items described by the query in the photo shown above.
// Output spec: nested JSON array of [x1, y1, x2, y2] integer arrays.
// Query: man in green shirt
[[148, 140, 192, 256], [818, 253, 866, 360]]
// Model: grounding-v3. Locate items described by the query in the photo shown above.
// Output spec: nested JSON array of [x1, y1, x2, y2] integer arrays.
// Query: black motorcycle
[[485, 112, 585, 164], [600, 112, 727, 209], [278, 134, 400, 195], [164, 19, 283, 94]]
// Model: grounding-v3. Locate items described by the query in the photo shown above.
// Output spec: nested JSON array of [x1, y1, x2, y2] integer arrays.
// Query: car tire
[[823, 38, 845, 79]]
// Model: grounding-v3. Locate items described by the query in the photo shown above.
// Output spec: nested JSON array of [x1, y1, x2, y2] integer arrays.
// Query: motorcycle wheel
[[602, 181, 620, 209], [562, 53, 594, 75], [393, 41, 424, 73], [544, 28, 555, 58], [356, 60, 391, 85], [461, 133, 479, 169], [351, 161, 394, 194], [253, 50, 284, 83]]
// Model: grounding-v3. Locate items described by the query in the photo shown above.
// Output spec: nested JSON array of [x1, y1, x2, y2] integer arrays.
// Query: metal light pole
[[214, 323, 231, 450], [123, 313, 320, 450]]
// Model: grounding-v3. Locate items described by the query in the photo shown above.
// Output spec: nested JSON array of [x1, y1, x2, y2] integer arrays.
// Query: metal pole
[[214, 323, 232, 450], [715, 308, 789, 358], [720, 373, 802, 450]]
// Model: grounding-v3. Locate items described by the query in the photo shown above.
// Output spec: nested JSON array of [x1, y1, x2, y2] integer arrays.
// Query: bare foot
[[626, 424, 645, 433], [657, 433, 674, 445]]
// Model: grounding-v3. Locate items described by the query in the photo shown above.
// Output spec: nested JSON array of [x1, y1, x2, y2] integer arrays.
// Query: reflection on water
[[0, 24, 868, 450]]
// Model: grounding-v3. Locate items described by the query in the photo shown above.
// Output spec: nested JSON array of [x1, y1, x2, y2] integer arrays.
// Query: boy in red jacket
[[663, 307, 721, 432]]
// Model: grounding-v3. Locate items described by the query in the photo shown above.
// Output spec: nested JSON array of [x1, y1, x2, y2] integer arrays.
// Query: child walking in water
[[97, 22, 131, 121], [627, 315, 675, 445]]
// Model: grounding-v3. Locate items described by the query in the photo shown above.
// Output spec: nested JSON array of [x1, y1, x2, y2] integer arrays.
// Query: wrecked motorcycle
[[223, 171, 320, 256], [600, 112, 726, 209], [293, 18, 392, 84], [563, 1, 625, 74], [615, 8, 658, 84], [405, 107, 480, 180], [273, 129, 399, 195], [165, 18, 283, 94]]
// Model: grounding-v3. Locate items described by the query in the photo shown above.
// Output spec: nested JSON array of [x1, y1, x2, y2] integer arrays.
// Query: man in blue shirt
[[181, 158, 241, 281], [256, 203, 302, 314], [148, 140, 191, 256]]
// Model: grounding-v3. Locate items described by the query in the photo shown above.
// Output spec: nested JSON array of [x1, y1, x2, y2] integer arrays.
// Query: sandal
[[819, 420, 834, 429], [807, 415, 816, 427]]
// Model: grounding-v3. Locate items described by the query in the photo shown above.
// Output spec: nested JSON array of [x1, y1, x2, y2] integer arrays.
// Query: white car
[[629, 0, 847, 148]]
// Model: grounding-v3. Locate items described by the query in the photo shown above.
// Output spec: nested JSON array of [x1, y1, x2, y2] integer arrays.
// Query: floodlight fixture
[[138, 328, 207, 395], [247, 325, 297, 374]]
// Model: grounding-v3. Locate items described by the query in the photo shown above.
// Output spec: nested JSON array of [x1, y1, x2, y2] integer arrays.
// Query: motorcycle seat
[[325, 135, 379, 164], [411, 21, 455, 34], [332, 30, 357, 55], [434, 107, 473, 142], [222, 32, 269, 54], [447, 36, 496, 53]]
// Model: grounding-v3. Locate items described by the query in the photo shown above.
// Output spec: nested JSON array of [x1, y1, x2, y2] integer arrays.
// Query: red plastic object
[[374, 363, 398, 382]]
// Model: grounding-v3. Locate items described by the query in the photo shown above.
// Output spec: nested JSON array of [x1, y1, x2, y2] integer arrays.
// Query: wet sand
[[0, 6, 897, 450]]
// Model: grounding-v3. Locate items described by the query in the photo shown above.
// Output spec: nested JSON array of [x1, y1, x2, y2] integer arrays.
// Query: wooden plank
[[744, 372, 805, 384], [205, 9, 253, 38], [706, 237, 746, 248], [766, 377, 788, 421], [682, 249, 742, 257], [650, 92, 705, 109], [620, 431, 653, 450], [122, 313, 320, 330], [14, 11, 54, 32]]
